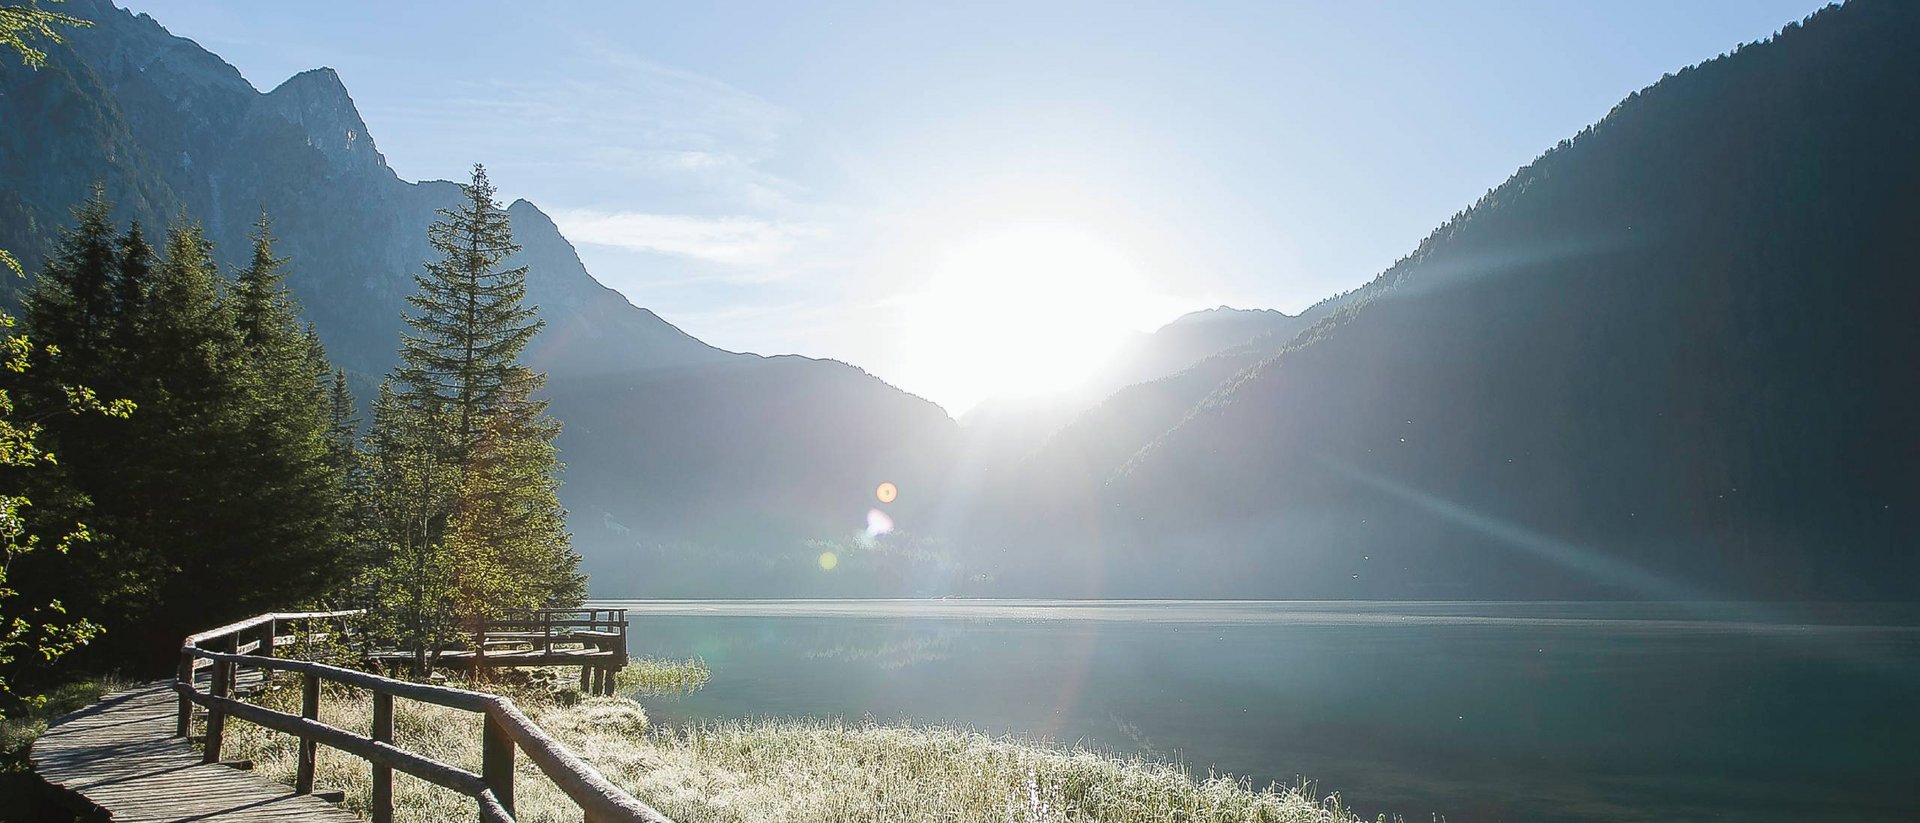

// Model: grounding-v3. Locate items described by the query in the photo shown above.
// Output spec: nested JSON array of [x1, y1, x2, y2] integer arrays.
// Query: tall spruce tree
[[225, 215, 348, 607], [17, 198, 354, 667], [12, 191, 157, 667], [118, 220, 252, 646], [371, 164, 580, 665], [396, 164, 542, 451], [24, 186, 119, 378]]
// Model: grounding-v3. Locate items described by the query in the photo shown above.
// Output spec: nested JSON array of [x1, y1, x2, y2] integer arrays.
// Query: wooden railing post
[[257, 619, 276, 690], [482, 712, 516, 817], [372, 691, 394, 823], [203, 656, 230, 763], [176, 649, 194, 738], [296, 672, 320, 794], [173, 608, 675, 823]]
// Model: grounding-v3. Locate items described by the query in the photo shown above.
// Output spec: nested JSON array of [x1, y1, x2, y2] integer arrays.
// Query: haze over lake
[[610, 600, 1920, 823]]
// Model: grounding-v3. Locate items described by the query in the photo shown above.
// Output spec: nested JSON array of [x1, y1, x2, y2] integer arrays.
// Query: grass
[[222, 666, 1386, 823], [615, 657, 711, 696], [2, 677, 131, 771]]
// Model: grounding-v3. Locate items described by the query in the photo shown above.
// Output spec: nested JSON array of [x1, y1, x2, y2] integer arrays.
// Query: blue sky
[[130, 0, 1828, 413]]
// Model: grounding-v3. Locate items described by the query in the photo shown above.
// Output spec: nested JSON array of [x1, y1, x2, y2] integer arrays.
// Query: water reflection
[[610, 600, 1920, 823]]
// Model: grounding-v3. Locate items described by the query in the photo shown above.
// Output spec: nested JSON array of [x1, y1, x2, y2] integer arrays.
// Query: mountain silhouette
[[978, 0, 1920, 601]]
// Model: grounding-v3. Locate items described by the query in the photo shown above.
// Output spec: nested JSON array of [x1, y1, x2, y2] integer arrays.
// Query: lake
[[600, 600, 1920, 823]]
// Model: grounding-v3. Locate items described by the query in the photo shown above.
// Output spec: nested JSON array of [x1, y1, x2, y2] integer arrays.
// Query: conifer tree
[[24, 186, 119, 378], [371, 164, 581, 664], [10, 191, 155, 660], [121, 221, 251, 635], [365, 380, 459, 668], [396, 164, 543, 451], [445, 370, 584, 625], [111, 223, 152, 351], [325, 369, 360, 477], [0, 201, 126, 711], [224, 216, 346, 606], [18, 201, 355, 666], [324, 368, 376, 606]]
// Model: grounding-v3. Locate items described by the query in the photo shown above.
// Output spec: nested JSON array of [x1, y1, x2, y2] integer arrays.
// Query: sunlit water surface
[[598, 599, 1920, 823]]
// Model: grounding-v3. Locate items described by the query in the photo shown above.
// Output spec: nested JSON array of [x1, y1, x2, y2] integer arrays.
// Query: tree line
[[0, 165, 583, 705]]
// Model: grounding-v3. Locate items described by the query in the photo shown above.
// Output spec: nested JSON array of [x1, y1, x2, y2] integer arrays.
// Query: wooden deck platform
[[362, 609, 632, 695], [30, 680, 360, 822], [27, 608, 652, 822], [368, 645, 614, 666]]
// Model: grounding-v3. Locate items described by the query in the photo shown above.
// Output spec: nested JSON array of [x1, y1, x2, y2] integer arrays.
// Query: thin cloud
[[551, 209, 816, 267]]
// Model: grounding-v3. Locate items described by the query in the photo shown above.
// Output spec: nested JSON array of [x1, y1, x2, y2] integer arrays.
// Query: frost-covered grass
[[616, 657, 710, 696], [225, 677, 1382, 823]]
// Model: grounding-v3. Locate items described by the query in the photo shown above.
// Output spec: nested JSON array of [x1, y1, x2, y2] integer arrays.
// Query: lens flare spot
[[866, 507, 895, 537], [818, 551, 839, 571], [876, 482, 898, 504]]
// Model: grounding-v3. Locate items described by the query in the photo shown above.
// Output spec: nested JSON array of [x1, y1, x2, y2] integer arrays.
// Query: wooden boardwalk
[[31, 680, 361, 822], [28, 608, 661, 823]]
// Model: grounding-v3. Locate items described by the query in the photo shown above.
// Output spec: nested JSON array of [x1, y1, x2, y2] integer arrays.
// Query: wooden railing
[[365, 607, 630, 695], [176, 610, 672, 823]]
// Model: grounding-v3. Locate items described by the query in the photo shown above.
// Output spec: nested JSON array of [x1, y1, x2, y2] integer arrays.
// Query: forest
[[1, 156, 585, 707]]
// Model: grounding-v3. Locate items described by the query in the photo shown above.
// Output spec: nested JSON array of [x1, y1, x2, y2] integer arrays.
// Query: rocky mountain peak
[[260, 66, 387, 176]]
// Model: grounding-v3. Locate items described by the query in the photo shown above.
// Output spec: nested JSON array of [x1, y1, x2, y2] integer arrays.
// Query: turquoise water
[[601, 600, 1920, 822]]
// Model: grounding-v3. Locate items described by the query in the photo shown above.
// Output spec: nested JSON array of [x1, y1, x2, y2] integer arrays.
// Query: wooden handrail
[[183, 609, 364, 646], [178, 610, 672, 823], [473, 619, 627, 629]]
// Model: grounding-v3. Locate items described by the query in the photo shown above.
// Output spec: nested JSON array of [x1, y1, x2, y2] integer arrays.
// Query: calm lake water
[[600, 600, 1920, 823]]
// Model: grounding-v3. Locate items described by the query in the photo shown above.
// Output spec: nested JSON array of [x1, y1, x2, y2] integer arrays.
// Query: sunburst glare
[[901, 225, 1177, 414]]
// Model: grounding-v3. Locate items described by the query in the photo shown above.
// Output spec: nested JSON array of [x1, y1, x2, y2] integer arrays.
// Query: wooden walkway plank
[[31, 681, 361, 823]]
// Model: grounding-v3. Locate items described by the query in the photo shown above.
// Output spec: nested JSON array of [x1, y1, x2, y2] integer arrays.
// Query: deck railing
[[175, 609, 672, 823], [454, 607, 630, 695]]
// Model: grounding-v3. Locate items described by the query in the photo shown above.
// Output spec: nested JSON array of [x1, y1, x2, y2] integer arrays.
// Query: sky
[[129, 0, 1829, 414]]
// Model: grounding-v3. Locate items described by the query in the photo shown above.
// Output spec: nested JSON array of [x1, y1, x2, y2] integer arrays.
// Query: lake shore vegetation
[[223, 674, 1382, 823]]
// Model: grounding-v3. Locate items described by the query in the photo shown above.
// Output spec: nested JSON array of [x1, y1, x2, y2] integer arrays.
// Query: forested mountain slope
[[0, 0, 960, 592], [1002, 0, 1920, 600]]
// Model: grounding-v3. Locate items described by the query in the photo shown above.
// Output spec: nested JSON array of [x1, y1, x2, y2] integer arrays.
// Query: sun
[[903, 225, 1165, 414]]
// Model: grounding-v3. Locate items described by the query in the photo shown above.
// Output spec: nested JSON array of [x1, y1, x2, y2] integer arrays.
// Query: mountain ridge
[[0, 0, 962, 595], [1042, 0, 1920, 601]]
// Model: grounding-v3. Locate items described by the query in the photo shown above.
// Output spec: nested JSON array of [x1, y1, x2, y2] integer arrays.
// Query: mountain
[[15, 1, 1912, 603], [1097, 306, 1300, 393], [959, 305, 1308, 463], [0, 0, 962, 595], [981, 0, 1920, 601]]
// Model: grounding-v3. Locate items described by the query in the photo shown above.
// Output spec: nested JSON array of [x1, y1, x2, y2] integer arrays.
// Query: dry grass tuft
[[616, 657, 711, 696]]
